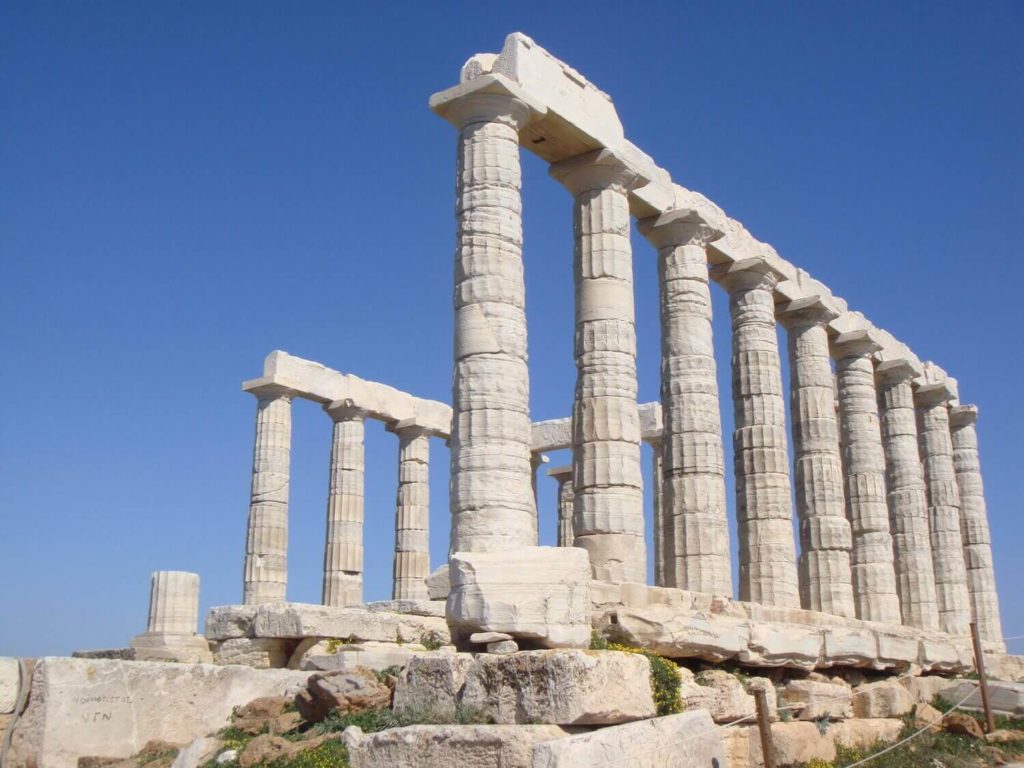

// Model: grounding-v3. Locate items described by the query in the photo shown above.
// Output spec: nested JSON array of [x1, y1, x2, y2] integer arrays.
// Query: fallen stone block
[[425, 564, 450, 601], [740, 623, 823, 669], [721, 721, 837, 767], [211, 638, 293, 668], [851, 680, 914, 718], [205, 605, 258, 641], [459, 649, 654, 725], [531, 709, 725, 767], [5, 657, 311, 768], [874, 627, 921, 670], [342, 723, 572, 768], [779, 678, 852, 720], [366, 599, 446, 618], [946, 679, 1024, 716], [291, 640, 433, 672], [900, 674, 958, 704], [831, 718, 903, 750], [295, 668, 391, 723], [821, 627, 876, 668], [610, 606, 749, 661], [251, 603, 450, 645], [680, 669, 762, 724], [393, 653, 476, 714]]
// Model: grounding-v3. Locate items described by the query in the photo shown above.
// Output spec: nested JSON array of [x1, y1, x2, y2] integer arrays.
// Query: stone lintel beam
[[636, 207, 723, 247], [430, 73, 547, 129], [710, 256, 788, 288], [549, 146, 650, 194]]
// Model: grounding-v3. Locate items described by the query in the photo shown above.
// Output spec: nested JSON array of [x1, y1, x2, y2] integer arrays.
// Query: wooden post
[[970, 620, 996, 733], [753, 686, 777, 768]]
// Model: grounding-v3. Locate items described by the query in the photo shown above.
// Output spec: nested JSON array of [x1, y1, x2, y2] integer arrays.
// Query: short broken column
[[638, 210, 731, 595], [949, 404, 1003, 646], [876, 361, 940, 631], [778, 300, 855, 617], [550, 148, 646, 583], [131, 571, 212, 663], [242, 383, 293, 605], [548, 465, 574, 547], [716, 260, 799, 609], [391, 420, 432, 601], [322, 403, 367, 607], [833, 333, 902, 624], [915, 382, 972, 636]]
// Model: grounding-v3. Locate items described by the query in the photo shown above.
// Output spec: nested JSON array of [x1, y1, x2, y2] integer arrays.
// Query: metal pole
[[754, 686, 777, 768], [970, 620, 996, 733]]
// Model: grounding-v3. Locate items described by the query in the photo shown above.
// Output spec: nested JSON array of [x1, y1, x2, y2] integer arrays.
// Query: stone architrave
[[548, 465, 574, 547], [431, 75, 545, 554], [876, 362, 940, 631], [915, 384, 972, 636], [638, 210, 731, 596], [715, 260, 799, 609], [391, 420, 432, 601], [550, 148, 646, 583], [949, 404, 1003, 646], [322, 403, 367, 607], [243, 384, 293, 605], [832, 334, 901, 624], [778, 301, 855, 617]]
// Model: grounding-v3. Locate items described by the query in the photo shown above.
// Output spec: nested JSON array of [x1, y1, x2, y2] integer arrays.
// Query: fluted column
[[949, 405, 1004, 648], [322, 404, 367, 607], [876, 362, 940, 631], [833, 335, 901, 624], [716, 261, 799, 608], [548, 465, 575, 547], [650, 438, 667, 587], [391, 421, 431, 601], [530, 452, 549, 545], [779, 303, 855, 617], [433, 77, 544, 553], [638, 211, 731, 595], [550, 148, 645, 583], [243, 384, 293, 605], [147, 571, 200, 635]]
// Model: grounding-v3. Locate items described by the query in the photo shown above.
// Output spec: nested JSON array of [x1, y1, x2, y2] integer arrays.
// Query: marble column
[[876, 362, 940, 631], [147, 571, 200, 634], [779, 302, 856, 617], [391, 421, 431, 601], [243, 384, 293, 605], [833, 335, 901, 624], [530, 452, 549, 545], [638, 211, 731, 595], [949, 405, 1004, 648], [548, 465, 575, 547], [434, 78, 542, 553], [716, 261, 799, 609], [323, 403, 366, 607], [649, 438, 668, 587], [915, 385, 972, 636], [550, 149, 645, 583]]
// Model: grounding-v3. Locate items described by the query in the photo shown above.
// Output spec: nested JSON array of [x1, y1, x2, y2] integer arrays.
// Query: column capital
[[776, 296, 841, 330], [875, 358, 919, 385], [711, 257, 785, 293], [386, 418, 434, 439], [242, 376, 299, 401], [637, 208, 721, 248], [949, 403, 979, 427], [549, 147, 648, 196], [430, 74, 546, 131], [830, 329, 882, 360], [325, 400, 370, 422], [913, 380, 957, 407]]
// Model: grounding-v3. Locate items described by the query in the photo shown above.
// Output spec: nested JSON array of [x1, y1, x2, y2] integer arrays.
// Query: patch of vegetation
[[605, 641, 683, 716], [323, 636, 356, 654], [373, 665, 403, 684], [589, 631, 610, 651], [311, 703, 492, 735], [258, 739, 350, 767], [217, 724, 263, 750], [419, 630, 445, 651]]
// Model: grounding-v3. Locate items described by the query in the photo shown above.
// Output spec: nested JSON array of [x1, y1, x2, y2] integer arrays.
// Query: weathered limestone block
[[5, 658, 311, 768], [322, 405, 367, 607], [393, 653, 475, 714], [342, 723, 572, 768], [433, 75, 543, 554], [988, 654, 1024, 683], [918, 635, 964, 673], [205, 605, 258, 640], [610, 606, 749, 661], [740, 622, 823, 669], [550, 148, 646, 583], [250, 603, 450, 645], [365, 599, 446, 618], [874, 627, 922, 670], [779, 678, 852, 720], [724, 722, 836, 768], [391, 422, 431, 600], [243, 384, 293, 605], [532, 710, 725, 768], [820, 626, 877, 668], [946, 679, 1024, 716], [680, 669, 763, 724], [291, 640, 433, 673], [638, 210, 731, 596], [1, 656, 18, 714], [851, 680, 914, 718], [831, 718, 904, 750], [877, 363, 940, 631], [717, 261, 800, 609], [425, 564, 450, 601], [460, 650, 655, 725], [447, 547, 590, 648], [212, 638, 293, 669], [949, 405, 1004, 648], [899, 674, 957, 705]]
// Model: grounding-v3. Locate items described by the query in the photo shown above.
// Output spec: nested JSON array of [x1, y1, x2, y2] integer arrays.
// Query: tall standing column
[[323, 403, 367, 607], [915, 385, 972, 636], [949, 405, 1004, 648], [391, 421, 431, 601], [243, 384, 293, 605], [716, 261, 799, 609], [432, 76, 544, 553], [551, 148, 645, 583], [649, 438, 668, 587], [833, 336, 901, 624], [779, 303, 856, 617], [530, 452, 549, 545], [876, 362, 940, 631], [638, 211, 731, 595], [548, 465, 575, 547]]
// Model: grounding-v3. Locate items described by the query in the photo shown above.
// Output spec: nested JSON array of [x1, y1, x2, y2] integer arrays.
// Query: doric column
[[833, 334, 901, 624], [243, 384, 293, 605], [649, 438, 667, 587], [391, 420, 431, 601], [432, 76, 544, 553], [778, 301, 855, 617], [638, 211, 731, 595], [716, 260, 799, 608], [147, 571, 200, 635], [876, 362, 940, 631], [550, 148, 646, 583], [548, 465, 575, 547], [530, 452, 549, 545], [949, 405, 1004, 648], [323, 403, 367, 607], [915, 383, 972, 636]]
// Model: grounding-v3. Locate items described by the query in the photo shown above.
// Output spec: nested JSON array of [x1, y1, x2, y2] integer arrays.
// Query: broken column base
[[130, 632, 213, 664]]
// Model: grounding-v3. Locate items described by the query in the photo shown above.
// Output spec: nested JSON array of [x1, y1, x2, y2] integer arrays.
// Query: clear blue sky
[[2, 2, 1021, 657]]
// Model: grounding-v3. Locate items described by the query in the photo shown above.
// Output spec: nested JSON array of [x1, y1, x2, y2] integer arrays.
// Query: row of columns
[[437, 77, 1003, 645]]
